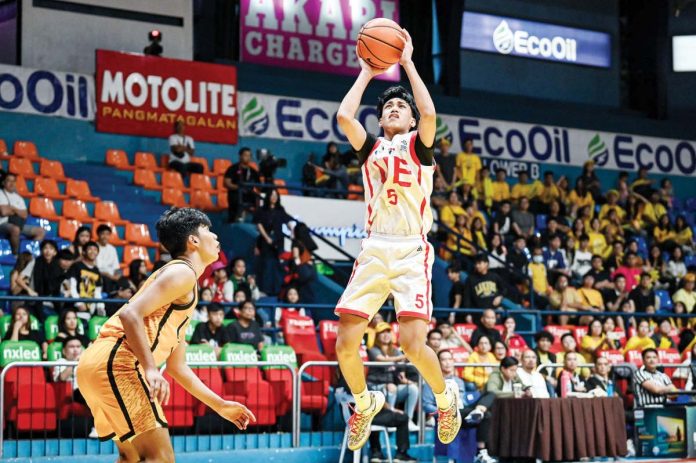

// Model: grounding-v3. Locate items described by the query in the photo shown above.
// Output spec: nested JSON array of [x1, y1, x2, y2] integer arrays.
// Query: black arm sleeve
[[355, 134, 378, 166], [414, 133, 435, 166]]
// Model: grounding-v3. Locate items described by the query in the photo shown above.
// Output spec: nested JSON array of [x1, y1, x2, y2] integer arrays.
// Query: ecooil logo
[[241, 96, 269, 136], [493, 21, 514, 54], [587, 134, 609, 166]]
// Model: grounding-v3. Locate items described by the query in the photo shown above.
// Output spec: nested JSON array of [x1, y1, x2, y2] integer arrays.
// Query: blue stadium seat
[[0, 268, 8, 291], [536, 214, 548, 231], [686, 254, 696, 268], [56, 239, 71, 250], [686, 198, 696, 212], [24, 216, 57, 239], [19, 239, 41, 257], [633, 236, 648, 259], [656, 290, 673, 311], [0, 239, 15, 265], [672, 197, 683, 212]]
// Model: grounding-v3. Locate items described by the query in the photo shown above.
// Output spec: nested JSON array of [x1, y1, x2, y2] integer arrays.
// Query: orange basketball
[[357, 18, 404, 69]]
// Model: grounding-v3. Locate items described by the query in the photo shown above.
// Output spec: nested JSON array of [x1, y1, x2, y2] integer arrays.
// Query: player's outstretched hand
[[145, 368, 170, 405], [399, 28, 413, 66], [218, 401, 257, 430], [356, 47, 387, 78]]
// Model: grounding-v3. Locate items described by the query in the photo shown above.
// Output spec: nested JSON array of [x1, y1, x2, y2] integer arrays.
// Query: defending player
[[335, 30, 461, 451], [77, 208, 255, 462]]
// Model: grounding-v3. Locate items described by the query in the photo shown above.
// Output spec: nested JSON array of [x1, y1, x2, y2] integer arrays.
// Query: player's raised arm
[[336, 56, 386, 151], [166, 342, 256, 429], [399, 29, 436, 147], [118, 264, 196, 404]]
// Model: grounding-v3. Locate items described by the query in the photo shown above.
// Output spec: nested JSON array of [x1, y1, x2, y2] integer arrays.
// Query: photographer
[[224, 147, 261, 222], [257, 148, 287, 184], [168, 121, 204, 178], [0, 173, 45, 254]]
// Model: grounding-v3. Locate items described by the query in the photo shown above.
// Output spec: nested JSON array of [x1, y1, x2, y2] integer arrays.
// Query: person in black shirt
[[190, 303, 229, 355], [55, 308, 90, 348], [492, 201, 513, 240], [225, 300, 264, 352], [69, 242, 104, 320], [628, 272, 656, 313], [434, 138, 456, 186], [254, 190, 291, 295], [546, 200, 569, 234], [447, 264, 466, 322], [463, 255, 506, 310], [3, 305, 46, 358], [470, 309, 503, 348], [224, 147, 261, 222]]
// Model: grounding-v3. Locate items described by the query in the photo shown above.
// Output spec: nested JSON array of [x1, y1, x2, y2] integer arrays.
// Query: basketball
[[357, 18, 404, 69]]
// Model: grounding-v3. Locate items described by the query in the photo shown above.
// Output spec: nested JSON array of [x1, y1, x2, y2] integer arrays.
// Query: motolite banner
[[96, 50, 238, 144], [240, 0, 400, 81], [0, 63, 94, 120], [239, 91, 696, 177]]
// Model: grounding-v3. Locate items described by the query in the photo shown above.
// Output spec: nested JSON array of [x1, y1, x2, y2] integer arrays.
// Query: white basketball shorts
[[335, 233, 434, 321]]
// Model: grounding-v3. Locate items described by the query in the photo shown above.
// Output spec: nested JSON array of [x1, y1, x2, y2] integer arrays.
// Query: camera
[[144, 30, 163, 56], [258, 148, 287, 180]]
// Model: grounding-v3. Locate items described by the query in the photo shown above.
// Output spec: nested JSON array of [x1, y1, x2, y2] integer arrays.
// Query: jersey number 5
[[387, 188, 398, 205], [415, 294, 425, 309]]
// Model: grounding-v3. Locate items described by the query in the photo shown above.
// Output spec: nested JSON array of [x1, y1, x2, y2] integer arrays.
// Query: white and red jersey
[[361, 131, 435, 236]]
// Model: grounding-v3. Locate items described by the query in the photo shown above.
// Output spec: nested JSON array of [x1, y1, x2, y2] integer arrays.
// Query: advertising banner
[[239, 91, 696, 177], [96, 50, 238, 144], [240, 0, 400, 81], [460, 11, 612, 68], [0, 63, 94, 120], [635, 407, 687, 458]]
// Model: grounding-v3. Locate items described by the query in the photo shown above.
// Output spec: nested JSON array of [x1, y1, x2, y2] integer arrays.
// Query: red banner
[[96, 50, 238, 144]]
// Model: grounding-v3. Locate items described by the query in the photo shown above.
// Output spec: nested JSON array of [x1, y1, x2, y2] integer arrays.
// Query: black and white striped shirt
[[633, 366, 673, 408]]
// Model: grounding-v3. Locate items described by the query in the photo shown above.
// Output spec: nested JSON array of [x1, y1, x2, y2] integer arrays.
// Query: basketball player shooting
[[335, 29, 462, 451], [77, 208, 255, 462]]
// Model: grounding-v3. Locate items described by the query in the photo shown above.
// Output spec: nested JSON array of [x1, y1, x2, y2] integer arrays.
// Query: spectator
[[366, 323, 419, 429], [542, 234, 568, 277], [502, 316, 528, 355], [487, 233, 507, 274], [605, 274, 630, 312], [463, 335, 497, 391], [189, 303, 229, 355], [69, 242, 104, 320], [673, 273, 695, 314], [493, 340, 508, 362], [632, 348, 678, 408], [430, 175, 449, 209], [567, 178, 594, 219], [534, 331, 557, 387], [557, 333, 590, 379], [623, 319, 656, 353], [439, 191, 466, 231], [528, 246, 550, 309], [364, 312, 385, 349], [56, 308, 89, 347], [601, 317, 623, 350], [229, 257, 260, 301], [168, 120, 204, 178], [580, 319, 613, 362], [508, 236, 530, 275], [628, 272, 657, 313], [517, 350, 550, 398], [680, 344, 696, 390], [598, 189, 625, 221], [444, 213, 475, 264], [2, 305, 46, 358], [471, 309, 503, 347], [127, 259, 148, 290], [254, 190, 291, 295], [202, 261, 234, 303], [437, 321, 472, 351], [193, 288, 213, 322], [570, 234, 593, 284], [538, 171, 561, 210], [0, 173, 45, 253], [224, 147, 261, 222], [485, 356, 529, 397], [453, 138, 481, 188], [284, 222, 318, 303], [665, 247, 687, 291], [95, 224, 121, 292], [56, 250, 76, 300], [539, 218, 565, 249], [491, 168, 511, 208], [577, 273, 605, 315], [52, 335, 83, 387], [585, 356, 618, 397], [549, 274, 587, 326], [556, 352, 587, 397], [474, 165, 493, 211], [30, 240, 63, 316], [587, 217, 608, 257], [491, 200, 513, 239], [225, 300, 264, 353], [426, 329, 443, 352], [70, 226, 92, 260], [105, 277, 134, 316], [446, 264, 466, 322], [314, 149, 350, 195], [651, 318, 677, 349], [422, 349, 497, 463], [434, 138, 456, 186], [10, 252, 35, 296], [275, 286, 307, 328], [511, 197, 535, 240], [463, 256, 506, 310], [674, 215, 694, 251], [653, 214, 676, 248], [510, 170, 536, 204]]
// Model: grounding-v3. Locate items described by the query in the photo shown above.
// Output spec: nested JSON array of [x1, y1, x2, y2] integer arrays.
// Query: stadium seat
[[15, 176, 36, 198], [624, 350, 643, 368], [125, 223, 158, 248], [58, 218, 82, 241], [449, 347, 471, 376], [454, 323, 477, 343], [685, 197, 696, 212], [536, 214, 548, 231], [19, 239, 40, 257], [34, 177, 68, 200], [318, 320, 338, 359], [656, 289, 673, 311], [658, 348, 681, 378], [597, 349, 624, 365], [94, 201, 129, 226], [162, 371, 197, 429], [134, 151, 163, 172], [65, 179, 100, 202], [190, 173, 213, 191], [29, 197, 60, 220], [62, 199, 93, 223], [390, 322, 400, 345], [0, 315, 39, 337], [9, 157, 38, 179], [572, 326, 588, 344], [12, 141, 39, 159], [281, 316, 331, 397], [190, 156, 211, 174], [0, 138, 8, 157], [162, 171, 188, 191], [44, 315, 59, 342], [0, 239, 15, 265], [53, 379, 90, 421], [40, 160, 68, 181], [216, 191, 228, 210], [25, 216, 56, 239], [213, 159, 232, 175], [273, 178, 289, 195], [91, 221, 127, 245], [190, 189, 215, 210], [162, 188, 188, 207], [160, 154, 170, 168], [121, 245, 153, 270], [105, 149, 134, 171], [215, 175, 226, 192], [88, 316, 108, 340], [347, 184, 364, 201], [544, 325, 573, 353], [133, 169, 162, 190]]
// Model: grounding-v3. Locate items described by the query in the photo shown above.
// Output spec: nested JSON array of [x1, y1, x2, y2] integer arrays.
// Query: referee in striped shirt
[[632, 348, 678, 408]]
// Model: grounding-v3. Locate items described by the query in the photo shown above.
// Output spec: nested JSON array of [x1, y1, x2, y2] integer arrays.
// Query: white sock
[[435, 385, 453, 410], [353, 387, 372, 412]]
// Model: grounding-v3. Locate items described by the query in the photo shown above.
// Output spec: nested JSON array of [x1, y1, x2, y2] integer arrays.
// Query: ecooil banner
[[238, 91, 696, 177], [0, 63, 94, 120]]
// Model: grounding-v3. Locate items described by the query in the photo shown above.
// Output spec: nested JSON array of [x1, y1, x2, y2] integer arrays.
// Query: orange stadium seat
[[29, 197, 60, 220], [134, 152, 163, 172], [190, 190, 215, 211], [213, 159, 232, 175], [125, 223, 157, 248], [216, 191, 228, 210], [105, 149, 134, 170], [34, 177, 68, 200], [62, 199, 93, 223], [161, 171, 188, 191], [15, 176, 35, 198], [133, 169, 162, 190], [273, 178, 289, 195], [160, 154, 170, 168], [190, 156, 211, 174], [94, 201, 129, 226], [189, 173, 213, 191], [40, 160, 68, 181], [121, 245, 152, 270], [9, 157, 38, 179], [58, 219, 82, 240], [0, 139, 9, 157], [13, 141, 39, 158], [347, 184, 364, 200], [66, 179, 100, 202], [92, 221, 127, 245], [162, 188, 188, 207]]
